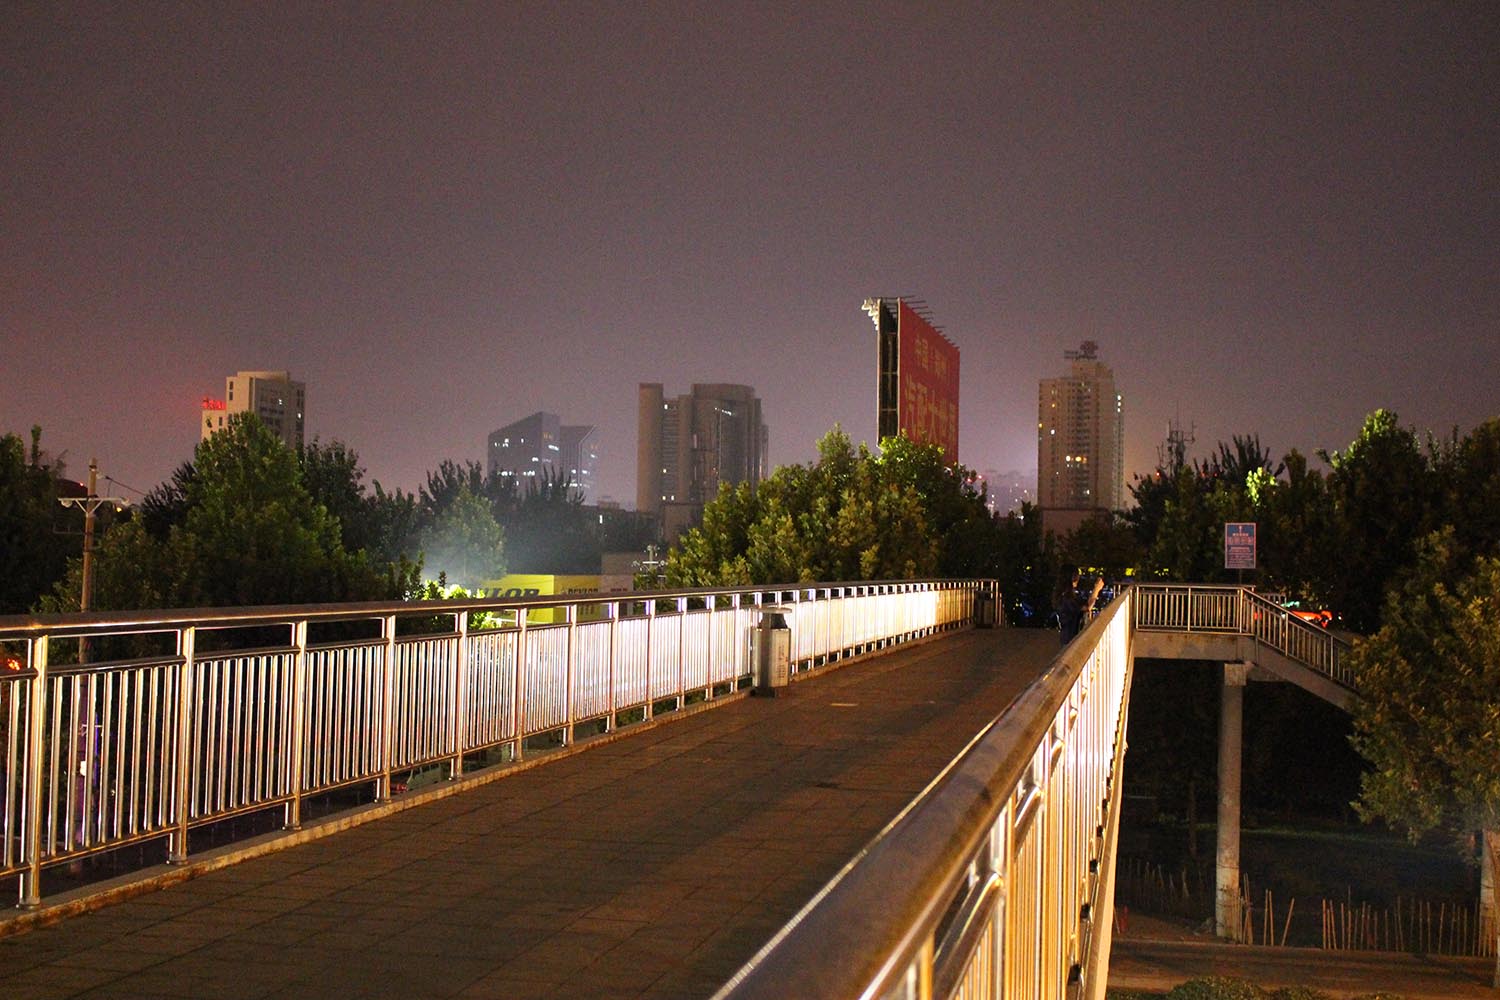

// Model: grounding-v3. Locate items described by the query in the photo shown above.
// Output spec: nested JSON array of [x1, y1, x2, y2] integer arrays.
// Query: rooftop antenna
[[1159, 409, 1195, 470]]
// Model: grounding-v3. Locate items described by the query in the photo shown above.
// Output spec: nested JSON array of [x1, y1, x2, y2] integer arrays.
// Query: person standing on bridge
[[1055, 566, 1103, 645]]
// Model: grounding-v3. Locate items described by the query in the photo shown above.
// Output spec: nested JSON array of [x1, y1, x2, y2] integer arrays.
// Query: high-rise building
[[637, 383, 768, 538], [487, 412, 599, 501], [559, 424, 600, 502], [1037, 343, 1124, 533], [200, 371, 305, 450]]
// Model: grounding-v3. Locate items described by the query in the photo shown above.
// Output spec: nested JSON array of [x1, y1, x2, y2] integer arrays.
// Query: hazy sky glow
[[4, 4, 1496, 505]]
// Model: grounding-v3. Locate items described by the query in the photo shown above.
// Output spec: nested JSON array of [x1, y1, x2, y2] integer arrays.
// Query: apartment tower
[[1037, 342, 1124, 533]]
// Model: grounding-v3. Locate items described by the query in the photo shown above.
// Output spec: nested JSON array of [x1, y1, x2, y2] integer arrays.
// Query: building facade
[[637, 383, 768, 538], [201, 370, 305, 450], [1037, 343, 1124, 532], [487, 412, 599, 501]]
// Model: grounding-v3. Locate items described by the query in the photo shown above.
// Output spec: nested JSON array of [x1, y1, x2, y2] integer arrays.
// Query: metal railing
[[715, 589, 1134, 1000], [0, 579, 985, 908], [1133, 584, 1355, 690]]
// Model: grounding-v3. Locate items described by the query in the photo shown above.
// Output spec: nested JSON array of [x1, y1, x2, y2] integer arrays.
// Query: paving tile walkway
[[0, 627, 1059, 1000]]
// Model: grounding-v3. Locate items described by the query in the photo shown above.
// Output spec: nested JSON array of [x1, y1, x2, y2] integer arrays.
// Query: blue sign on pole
[[1224, 522, 1257, 571]]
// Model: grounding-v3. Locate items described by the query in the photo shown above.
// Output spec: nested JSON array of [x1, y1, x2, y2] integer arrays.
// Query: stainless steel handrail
[[714, 589, 1133, 1000], [0, 579, 990, 907]]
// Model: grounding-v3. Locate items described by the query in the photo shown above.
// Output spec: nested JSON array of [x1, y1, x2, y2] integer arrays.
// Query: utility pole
[[58, 458, 129, 661]]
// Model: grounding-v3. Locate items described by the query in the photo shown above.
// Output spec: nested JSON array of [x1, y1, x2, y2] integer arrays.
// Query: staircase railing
[[1133, 584, 1355, 691]]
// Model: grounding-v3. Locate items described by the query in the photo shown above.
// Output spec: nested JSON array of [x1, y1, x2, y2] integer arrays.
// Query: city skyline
[[4, 6, 1496, 506]]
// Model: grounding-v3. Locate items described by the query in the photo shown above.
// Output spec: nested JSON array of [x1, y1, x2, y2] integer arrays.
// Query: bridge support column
[[1216, 662, 1249, 940]]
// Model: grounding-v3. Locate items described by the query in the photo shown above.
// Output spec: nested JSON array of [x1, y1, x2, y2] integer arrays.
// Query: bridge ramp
[[0, 628, 1059, 1000]]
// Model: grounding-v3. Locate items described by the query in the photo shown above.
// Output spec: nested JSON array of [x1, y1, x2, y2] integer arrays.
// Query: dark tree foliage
[[992, 502, 1058, 625], [137, 461, 196, 540], [1432, 417, 1500, 566], [502, 469, 599, 573], [0, 427, 83, 613], [1319, 410, 1437, 634], [1059, 511, 1142, 583], [299, 439, 377, 554], [658, 429, 992, 588], [416, 484, 506, 589], [42, 414, 409, 611]]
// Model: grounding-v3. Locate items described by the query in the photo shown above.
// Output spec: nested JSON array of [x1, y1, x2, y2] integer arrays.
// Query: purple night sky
[[3, 4, 1496, 506]]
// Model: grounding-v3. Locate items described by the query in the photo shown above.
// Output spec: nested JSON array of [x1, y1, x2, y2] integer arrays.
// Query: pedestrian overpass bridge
[[0, 582, 1355, 998]]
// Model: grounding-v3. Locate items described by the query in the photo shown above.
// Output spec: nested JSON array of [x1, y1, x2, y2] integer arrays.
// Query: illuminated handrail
[[715, 590, 1133, 1000], [0, 579, 990, 907], [1132, 584, 1356, 691]]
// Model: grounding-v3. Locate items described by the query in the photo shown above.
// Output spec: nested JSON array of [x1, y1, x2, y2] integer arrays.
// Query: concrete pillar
[[1216, 662, 1249, 940]]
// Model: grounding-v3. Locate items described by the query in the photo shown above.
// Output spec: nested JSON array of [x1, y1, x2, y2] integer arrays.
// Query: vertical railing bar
[[168, 626, 195, 864], [286, 619, 308, 829], [129, 668, 144, 836], [453, 611, 468, 776], [512, 608, 527, 760], [107, 669, 123, 842], [643, 600, 654, 722], [606, 600, 618, 730], [676, 596, 686, 709], [377, 614, 396, 800], [705, 594, 716, 697], [63, 674, 80, 854], [19, 636, 49, 907], [563, 604, 576, 746]]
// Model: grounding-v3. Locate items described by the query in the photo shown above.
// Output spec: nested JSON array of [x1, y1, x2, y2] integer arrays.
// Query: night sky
[[4, 4, 1497, 506]]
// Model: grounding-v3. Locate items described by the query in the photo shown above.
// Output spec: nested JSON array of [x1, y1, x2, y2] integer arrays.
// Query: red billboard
[[896, 300, 960, 459]]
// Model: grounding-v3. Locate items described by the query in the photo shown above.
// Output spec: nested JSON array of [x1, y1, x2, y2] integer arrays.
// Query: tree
[[1060, 511, 1142, 583], [299, 439, 378, 554], [659, 428, 976, 587], [1433, 418, 1500, 566], [0, 427, 82, 612], [137, 460, 196, 540], [1321, 410, 1436, 633], [501, 469, 599, 573], [1348, 529, 1500, 978], [1250, 449, 1337, 605], [44, 414, 406, 610], [417, 484, 506, 590], [992, 503, 1058, 625]]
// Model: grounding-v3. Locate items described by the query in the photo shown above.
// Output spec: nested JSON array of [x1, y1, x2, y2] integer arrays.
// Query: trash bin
[[973, 588, 998, 628], [753, 609, 791, 695]]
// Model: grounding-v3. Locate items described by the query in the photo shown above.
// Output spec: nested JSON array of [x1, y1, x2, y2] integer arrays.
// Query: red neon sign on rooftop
[[202, 397, 226, 411]]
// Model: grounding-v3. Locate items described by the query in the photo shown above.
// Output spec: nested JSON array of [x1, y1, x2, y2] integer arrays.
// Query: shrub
[[1166, 979, 1266, 1000]]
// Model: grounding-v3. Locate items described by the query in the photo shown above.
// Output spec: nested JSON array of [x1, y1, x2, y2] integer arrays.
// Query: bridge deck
[[0, 627, 1059, 1000]]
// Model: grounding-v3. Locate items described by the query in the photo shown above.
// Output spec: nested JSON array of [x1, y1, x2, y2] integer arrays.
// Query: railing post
[[705, 594, 717, 699], [606, 600, 618, 730], [376, 614, 396, 801], [730, 592, 743, 689], [285, 619, 307, 831], [512, 607, 528, 761], [563, 603, 576, 746], [643, 599, 654, 722], [452, 609, 468, 777], [676, 596, 686, 709], [168, 626, 195, 864], [19, 635, 49, 907]]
